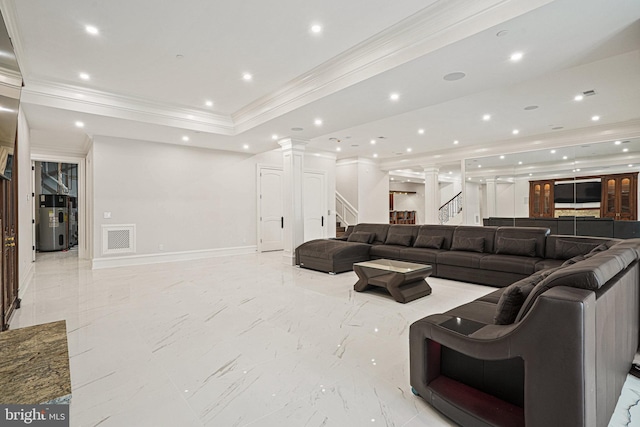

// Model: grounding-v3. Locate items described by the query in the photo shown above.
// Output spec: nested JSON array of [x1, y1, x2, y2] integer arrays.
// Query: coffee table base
[[353, 265, 432, 303]]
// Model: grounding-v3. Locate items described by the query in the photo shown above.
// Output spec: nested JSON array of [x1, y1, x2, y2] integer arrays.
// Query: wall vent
[[102, 224, 136, 255], [583, 89, 596, 97]]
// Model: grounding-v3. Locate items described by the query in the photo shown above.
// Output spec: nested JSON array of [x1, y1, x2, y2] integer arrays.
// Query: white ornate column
[[486, 177, 497, 218], [279, 138, 307, 265], [423, 166, 440, 224]]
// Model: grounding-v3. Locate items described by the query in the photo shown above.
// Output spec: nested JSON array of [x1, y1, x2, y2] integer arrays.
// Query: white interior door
[[304, 171, 326, 242], [259, 167, 284, 252]]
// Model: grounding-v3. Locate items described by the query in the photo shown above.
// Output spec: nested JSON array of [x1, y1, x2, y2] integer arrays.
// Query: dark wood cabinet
[[0, 140, 19, 331], [529, 180, 554, 218], [601, 173, 638, 221]]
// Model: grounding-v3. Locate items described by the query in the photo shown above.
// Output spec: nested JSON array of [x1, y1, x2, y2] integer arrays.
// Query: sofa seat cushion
[[296, 239, 370, 260], [444, 301, 496, 325], [398, 247, 442, 264], [479, 254, 541, 275], [437, 251, 488, 269], [477, 288, 505, 304]]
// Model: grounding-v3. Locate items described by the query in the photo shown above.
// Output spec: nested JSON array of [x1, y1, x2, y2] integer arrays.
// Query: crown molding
[[231, 0, 555, 133], [21, 79, 235, 135]]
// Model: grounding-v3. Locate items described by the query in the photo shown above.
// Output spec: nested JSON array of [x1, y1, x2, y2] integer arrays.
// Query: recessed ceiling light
[[243, 144, 249, 149], [418, 129, 425, 135], [449, 171, 452, 174], [443, 72, 466, 81], [518, 161, 523, 165], [574, 94, 584, 101], [373, 153, 378, 158], [310, 24, 322, 34], [550, 149, 556, 153], [510, 52, 523, 62], [370, 139, 376, 145], [576, 168, 581, 171], [314, 119, 322, 126], [205, 100, 213, 107], [623, 148, 629, 152], [406, 148, 412, 152], [336, 147, 341, 152], [79, 72, 90, 80], [453, 140, 459, 145], [242, 73, 252, 81], [390, 93, 399, 101], [182, 136, 189, 142], [512, 129, 520, 135], [529, 173, 533, 176], [74, 121, 84, 128], [500, 155, 505, 159], [391, 177, 394, 181], [478, 165, 482, 168], [615, 140, 622, 145], [271, 134, 278, 140], [629, 164, 634, 167], [482, 114, 491, 121], [496, 30, 509, 37], [591, 115, 600, 121], [563, 156, 568, 160], [85, 25, 99, 35]]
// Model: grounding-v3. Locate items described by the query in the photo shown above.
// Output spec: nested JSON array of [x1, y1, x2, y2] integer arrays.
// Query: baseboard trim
[[91, 245, 258, 269], [18, 262, 35, 299]]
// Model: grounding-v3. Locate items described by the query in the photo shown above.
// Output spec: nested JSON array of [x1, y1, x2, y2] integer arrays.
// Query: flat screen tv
[[553, 181, 602, 203]]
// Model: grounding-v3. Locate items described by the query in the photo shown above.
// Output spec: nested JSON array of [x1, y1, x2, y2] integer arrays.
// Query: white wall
[[390, 182, 424, 224], [514, 179, 529, 217], [357, 160, 388, 223], [336, 161, 358, 209], [17, 109, 33, 294], [496, 183, 515, 217], [305, 154, 337, 236], [464, 181, 482, 225]]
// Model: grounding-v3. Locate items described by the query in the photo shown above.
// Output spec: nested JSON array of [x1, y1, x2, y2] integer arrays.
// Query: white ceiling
[[2, 0, 639, 172]]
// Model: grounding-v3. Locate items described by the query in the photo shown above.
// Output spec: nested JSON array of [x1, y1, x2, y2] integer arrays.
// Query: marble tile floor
[[8, 250, 639, 427]]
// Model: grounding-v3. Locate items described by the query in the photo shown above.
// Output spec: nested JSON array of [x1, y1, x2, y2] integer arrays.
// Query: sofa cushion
[[479, 254, 541, 275], [494, 226, 549, 258], [495, 237, 537, 257], [348, 231, 374, 244], [295, 239, 370, 260], [535, 259, 564, 271], [554, 239, 603, 260], [370, 244, 402, 259], [494, 277, 539, 324], [385, 233, 413, 247], [417, 225, 457, 250], [453, 226, 498, 252], [398, 247, 441, 264], [414, 235, 444, 249], [451, 236, 485, 253], [477, 288, 505, 304], [445, 300, 497, 325], [437, 251, 487, 269], [352, 223, 390, 245]]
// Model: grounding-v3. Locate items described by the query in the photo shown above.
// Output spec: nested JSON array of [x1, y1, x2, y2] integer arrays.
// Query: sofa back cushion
[[494, 275, 541, 324], [451, 236, 485, 253], [385, 225, 418, 247], [494, 227, 549, 258], [352, 223, 390, 245], [414, 235, 444, 249], [451, 226, 498, 253], [515, 245, 638, 322], [347, 231, 374, 244], [416, 225, 457, 250], [544, 235, 618, 260]]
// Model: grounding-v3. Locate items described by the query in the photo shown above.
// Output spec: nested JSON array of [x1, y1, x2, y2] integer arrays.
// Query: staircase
[[336, 221, 347, 238], [439, 192, 463, 224], [336, 191, 358, 233]]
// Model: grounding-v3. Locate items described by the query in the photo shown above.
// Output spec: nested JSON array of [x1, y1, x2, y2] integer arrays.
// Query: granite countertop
[[0, 320, 71, 404]]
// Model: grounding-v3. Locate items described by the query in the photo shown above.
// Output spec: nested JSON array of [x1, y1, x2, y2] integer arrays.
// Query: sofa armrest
[[410, 286, 597, 427]]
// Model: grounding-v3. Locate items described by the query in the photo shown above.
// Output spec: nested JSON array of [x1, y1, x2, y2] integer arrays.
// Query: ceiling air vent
[[582, 90, 596, 97]]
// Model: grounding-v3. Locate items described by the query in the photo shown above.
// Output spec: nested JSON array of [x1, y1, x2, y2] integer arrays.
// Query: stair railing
[[439, 192, 463, 224], [336, 191, 358, 226]]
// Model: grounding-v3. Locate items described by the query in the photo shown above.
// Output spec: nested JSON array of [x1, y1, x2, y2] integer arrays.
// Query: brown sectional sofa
[[295, 223, 640, 427]]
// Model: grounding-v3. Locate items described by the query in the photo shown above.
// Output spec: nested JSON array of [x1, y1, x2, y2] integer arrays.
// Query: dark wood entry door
[[1, 165, 18, 330], [601, 173, 638, 221]]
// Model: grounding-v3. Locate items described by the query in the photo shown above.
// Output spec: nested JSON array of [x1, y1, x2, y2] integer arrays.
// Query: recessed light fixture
[[370, 139, 376, 145], [314, 118, 323, 126], [453, 140, 459, 145], [449, 171, 453, 174], [510, 52, 523, 62], [242, 73, 252, 81], [629, 164, 634, 167], [482, 114, 491, 121], [443, 72, 466, 81], [591, 115, 600, 121], [373, 153, 378, 158], [85, 25, 99, 35], [336, 147, 341, 152], [205, 100, 213, 107], [550, 150, 556, 154], [271, 134, 278, 140], [79, 72, 90, 80], [496, 30, 509, 37], [310, 24, 322, 34], [512, 129, 520, 135], [478, 165, 482, 168], [500, 155, 505, 159], [406, 148, 412, 152], [576, 168, 581, 172], [574, 94, 584, 101], [615, 140, 622, 145], [623, 148, 629, 152], [75, 121, 84, 128], [529, 173, 533, 176], [182, 136, 189, 142], [243, 144, 249, 150], [562, 156, 568, 160], [518, 161, 523, 165], [418, 129, 425, 135], [389, 93, 399, 101]]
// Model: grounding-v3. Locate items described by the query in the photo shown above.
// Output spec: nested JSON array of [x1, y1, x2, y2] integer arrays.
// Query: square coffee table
[[353, 259, 433, 303]]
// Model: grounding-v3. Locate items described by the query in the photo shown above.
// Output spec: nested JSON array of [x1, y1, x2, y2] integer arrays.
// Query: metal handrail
[[439, 192, 462, 224]]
